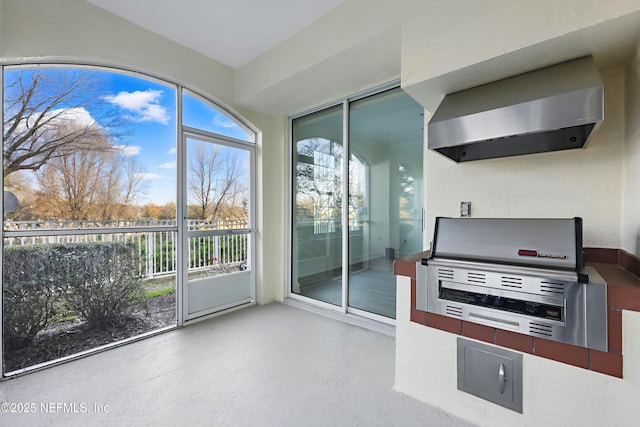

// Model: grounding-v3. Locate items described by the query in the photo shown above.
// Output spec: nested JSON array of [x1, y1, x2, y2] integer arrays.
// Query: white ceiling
[[87, 0, 347, 69]]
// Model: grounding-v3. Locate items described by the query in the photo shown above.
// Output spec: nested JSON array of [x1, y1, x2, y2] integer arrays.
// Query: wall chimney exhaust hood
[[428, 56, 604, 162]]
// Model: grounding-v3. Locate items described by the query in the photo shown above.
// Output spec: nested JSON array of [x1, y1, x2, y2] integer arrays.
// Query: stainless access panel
[[457, 338, 523, 413]]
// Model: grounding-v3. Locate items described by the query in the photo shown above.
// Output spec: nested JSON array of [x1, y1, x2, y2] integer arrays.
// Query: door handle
[[498, 363, 506, 394]]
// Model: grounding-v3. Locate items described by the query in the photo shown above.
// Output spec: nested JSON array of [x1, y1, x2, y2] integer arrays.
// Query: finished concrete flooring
[[1, 303, 476, 426]]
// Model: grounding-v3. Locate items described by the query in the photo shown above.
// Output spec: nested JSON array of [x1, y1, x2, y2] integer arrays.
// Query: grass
[[142, 274, 176, 299], [145, 287, 175, 299], [140, 264, 246, 299]]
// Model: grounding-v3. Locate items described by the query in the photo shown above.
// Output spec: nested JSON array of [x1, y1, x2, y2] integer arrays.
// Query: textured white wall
[[623, 39, 640, 256], [2, 0, 235, 105], [0, 0, 282, 305], [395, 276, 640, 427], [424, 67, 626, 249], [0, 0, 4, 55], [401, 0, 640, 89], [236, 0, 404, 114]]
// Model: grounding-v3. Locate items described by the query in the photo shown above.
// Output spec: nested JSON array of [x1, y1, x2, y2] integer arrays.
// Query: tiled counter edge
[[394, 248, 640, 378]]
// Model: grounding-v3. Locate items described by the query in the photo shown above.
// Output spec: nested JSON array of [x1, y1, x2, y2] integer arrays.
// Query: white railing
[[3, 219, 249, 278], [295, 217, 364, 234]]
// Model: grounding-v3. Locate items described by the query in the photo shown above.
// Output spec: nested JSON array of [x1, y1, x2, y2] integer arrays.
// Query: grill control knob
[[525, 303, 539, 315], [480, 294, 491, 306], [492, 297, 505, 307]]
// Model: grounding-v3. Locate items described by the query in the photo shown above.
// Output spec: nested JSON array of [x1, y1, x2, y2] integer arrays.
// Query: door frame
[[288, 81, 421, 326], [179, 127, 256, 324]]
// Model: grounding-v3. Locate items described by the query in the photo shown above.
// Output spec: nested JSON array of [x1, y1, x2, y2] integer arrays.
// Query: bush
[[2, 246, 66, 350], [3, 242, 148, 350], [59, 243, 147, 330]]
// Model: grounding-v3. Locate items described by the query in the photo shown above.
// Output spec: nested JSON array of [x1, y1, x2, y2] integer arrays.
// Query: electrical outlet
[[460, 201, 471, 217]]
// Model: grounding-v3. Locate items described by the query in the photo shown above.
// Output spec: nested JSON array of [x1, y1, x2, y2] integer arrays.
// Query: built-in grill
[[416, 217, 607, 351]]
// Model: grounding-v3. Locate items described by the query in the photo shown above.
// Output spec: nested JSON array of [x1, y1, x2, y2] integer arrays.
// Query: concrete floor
[[0, 303, 476, 427]]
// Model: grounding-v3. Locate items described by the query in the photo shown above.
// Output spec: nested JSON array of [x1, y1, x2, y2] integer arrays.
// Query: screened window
[[182, 90, 254, 142], [2, 64, 255, 376]]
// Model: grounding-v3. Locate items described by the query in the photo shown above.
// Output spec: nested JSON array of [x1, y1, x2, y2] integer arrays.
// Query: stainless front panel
[[417, 260, 607, 351]]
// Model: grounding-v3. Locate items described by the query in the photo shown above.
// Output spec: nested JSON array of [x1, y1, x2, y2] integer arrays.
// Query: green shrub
[[2, 246, 66, 350], [59, 243, 147, 330], [3, 242, 147, 350]]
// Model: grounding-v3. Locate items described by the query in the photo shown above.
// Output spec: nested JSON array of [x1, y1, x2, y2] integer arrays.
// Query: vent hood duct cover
[[428, 56, 604, 162]]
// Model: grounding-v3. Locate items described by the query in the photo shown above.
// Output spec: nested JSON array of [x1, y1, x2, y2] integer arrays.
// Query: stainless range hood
[[428, 56, 604, 162]]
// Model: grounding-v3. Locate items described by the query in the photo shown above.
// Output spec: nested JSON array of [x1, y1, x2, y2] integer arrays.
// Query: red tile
[[426, 312, 462, 335], [584, 247, 619, 264], [608, 286, 640, 312], [534, 338, 589, 369], [462, 321, 494, 344], [496, 329, 533, 354], [608, 309, 622, 353], [619, 250, 640, 278], [393, 259, 416, 278], [410, 307, 426, 325], [590, 350, 623, 378]]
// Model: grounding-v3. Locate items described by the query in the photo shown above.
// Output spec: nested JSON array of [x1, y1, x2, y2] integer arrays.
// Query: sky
[[3, 67, 252, 206]]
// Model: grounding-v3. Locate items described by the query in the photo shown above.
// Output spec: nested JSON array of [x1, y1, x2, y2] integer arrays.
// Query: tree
[[33, 132, 147, 220], [3, 171, 38, 220], [210, 150, 245, 220], [187, 143, 246, 220], [188, 143, 219, 219], [294, 137, 365, 229], [3, 68, 117, 179]]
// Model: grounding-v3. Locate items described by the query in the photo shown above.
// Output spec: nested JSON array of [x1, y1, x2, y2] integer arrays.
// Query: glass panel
[[2, 233, 177, 373], [3, 67, 177, 221], [291, 105, 343, 306], [2, 66, 178, 374], [347, 88, 424, 318], [182, 90, 254, 142], [184, 137, 252, 319]]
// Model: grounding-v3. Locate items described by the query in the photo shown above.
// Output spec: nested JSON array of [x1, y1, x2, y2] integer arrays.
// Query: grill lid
[[429, 217, 584, 272]]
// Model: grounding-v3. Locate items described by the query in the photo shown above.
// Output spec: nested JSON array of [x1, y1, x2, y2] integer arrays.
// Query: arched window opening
[[1, 64, 256, 376]]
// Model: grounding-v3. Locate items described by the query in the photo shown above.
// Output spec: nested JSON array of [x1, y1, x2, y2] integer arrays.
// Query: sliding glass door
[[291, 105, 344, 307], [291, 87, 423, 321]]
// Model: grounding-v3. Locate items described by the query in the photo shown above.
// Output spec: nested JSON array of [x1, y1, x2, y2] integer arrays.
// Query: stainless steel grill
[[416, 217, 607, 351]]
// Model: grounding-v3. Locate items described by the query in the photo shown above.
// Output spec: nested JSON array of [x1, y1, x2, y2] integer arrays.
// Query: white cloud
[[135, 173, 163, 181], [213, 115, 236, 129], [51, 107, 99, 128], [167, 147, 176, 154], [17, 107, 99, 133], [104, 89, 170, 125], [113, 144, 141, 156], [157, 161, 176, 170]]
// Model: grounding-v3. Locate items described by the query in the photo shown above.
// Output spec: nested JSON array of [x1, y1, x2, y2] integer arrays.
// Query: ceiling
[[86, 0, 347, 69]]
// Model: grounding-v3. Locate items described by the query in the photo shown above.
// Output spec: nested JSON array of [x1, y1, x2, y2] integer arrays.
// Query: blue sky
[[4, 67, 251, 205]]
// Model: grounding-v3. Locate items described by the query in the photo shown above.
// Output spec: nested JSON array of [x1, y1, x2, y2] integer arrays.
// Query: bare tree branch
[[3, 69, 121, 178], [188, 143, 219, 219], [187, 143, 246, 221]]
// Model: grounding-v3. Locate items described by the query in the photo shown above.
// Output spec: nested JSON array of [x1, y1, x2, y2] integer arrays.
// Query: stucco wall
[[0, 0, 4, 55], [0, 0, 282, 305], [401, 0, 640, 90], [623, 39, 640, 256], [236, 0, 404, 114], [395, 275, 640, 427]]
